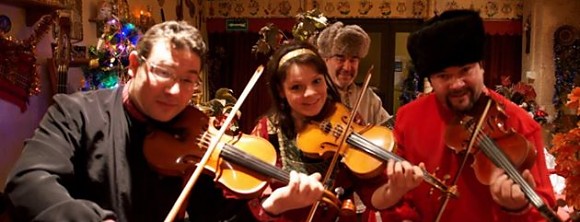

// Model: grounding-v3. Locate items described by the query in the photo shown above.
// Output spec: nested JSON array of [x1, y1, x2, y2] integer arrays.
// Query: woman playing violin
[[250, 41, 424, 221], [378, 10, 557, 221], [5, 21, 255, 222]]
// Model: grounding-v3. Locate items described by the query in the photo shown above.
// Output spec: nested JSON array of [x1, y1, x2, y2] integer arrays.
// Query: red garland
[[0, 13, 54, 112]]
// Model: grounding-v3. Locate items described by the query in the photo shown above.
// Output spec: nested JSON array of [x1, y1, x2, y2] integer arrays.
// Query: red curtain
[[482, 20, 523, 87], [484, 20, 522, 35], [207, 32, 271, 133], [482, 34, 522, 88]]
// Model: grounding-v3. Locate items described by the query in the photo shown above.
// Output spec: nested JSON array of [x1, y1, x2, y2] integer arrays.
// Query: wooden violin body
[[444, 96, 561, 222], [445, 96, 538, 185], [143, 106, 344, 211], [297, 103, 456, 197], [297, 103, 394, 178], [445, 110, 536, 185], [143, 106, 276, 197]]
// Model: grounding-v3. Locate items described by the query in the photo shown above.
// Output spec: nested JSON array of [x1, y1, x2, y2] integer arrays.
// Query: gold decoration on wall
[[202, 0, 522, 20], [379, 1, 392, 17], [358, 0, 373, 15], [337, 0, 351, 15]]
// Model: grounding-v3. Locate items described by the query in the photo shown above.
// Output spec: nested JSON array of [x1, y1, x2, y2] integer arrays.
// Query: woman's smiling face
[[279, 63, 328, 120]]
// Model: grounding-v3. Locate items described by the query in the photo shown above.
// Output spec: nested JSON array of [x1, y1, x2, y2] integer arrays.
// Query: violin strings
[[322, 121, 449, 195], [349, 133, 450, 195], [321, 122, 451, 194], [221, 145, 290, 182], [474, 131, 543, 207], [196, 134, 290, 183], [220, 146, 339, 207], [476, 134, 561, 220], [463, 120, 539, 203]]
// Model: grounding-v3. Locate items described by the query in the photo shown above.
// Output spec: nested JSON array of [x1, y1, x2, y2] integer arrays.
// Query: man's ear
[[127, 51, 140, 77]]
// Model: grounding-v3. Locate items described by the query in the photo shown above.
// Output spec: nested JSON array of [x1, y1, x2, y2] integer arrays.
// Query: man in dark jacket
[[5, 21, 254, 222]]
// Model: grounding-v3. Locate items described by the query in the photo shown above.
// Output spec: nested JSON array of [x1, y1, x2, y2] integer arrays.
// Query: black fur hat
[[407, 10, 485, 80]]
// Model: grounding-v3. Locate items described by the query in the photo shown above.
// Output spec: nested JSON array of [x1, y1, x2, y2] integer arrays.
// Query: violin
[[143, 106, 346, 211], [444, 96, 561, 222], [297, 102, 457, 197]]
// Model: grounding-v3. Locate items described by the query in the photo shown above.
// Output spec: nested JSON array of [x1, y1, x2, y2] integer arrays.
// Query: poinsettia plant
[[195, 88, 241, 135], [495, 76, 549, 125], [550, 87, 580, 214]]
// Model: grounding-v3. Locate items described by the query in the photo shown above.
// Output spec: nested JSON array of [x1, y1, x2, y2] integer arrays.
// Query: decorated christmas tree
[[398, 68, 420, 106], [81, 16, 140, 91]]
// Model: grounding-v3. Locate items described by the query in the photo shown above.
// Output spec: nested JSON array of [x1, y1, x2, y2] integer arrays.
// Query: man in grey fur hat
[[316, 22, 391, 126], [316, 22, 394, 221]]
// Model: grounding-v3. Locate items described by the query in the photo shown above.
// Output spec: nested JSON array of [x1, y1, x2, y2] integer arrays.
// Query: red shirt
[[379, 90, 556, 222]]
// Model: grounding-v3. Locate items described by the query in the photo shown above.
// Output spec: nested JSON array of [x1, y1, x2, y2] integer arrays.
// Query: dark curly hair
[[136, 21, 207, 70], [265, 40, 340, 138]]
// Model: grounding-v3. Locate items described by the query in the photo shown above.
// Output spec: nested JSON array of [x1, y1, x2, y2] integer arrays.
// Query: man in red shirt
[[378, 9, 558, 221]]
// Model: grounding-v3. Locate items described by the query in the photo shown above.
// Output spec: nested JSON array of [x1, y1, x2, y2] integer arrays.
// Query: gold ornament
[[89, 59, 100, 68]]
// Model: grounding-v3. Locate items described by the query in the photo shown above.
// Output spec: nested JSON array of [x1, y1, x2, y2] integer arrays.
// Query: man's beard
[[334, 69, 354, 89], [446, 88, 477, 113]]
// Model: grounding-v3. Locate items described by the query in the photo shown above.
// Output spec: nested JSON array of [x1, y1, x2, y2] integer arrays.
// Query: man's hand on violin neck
[[386, 160, 424, 194], [371, 160, 424, 210], [489, 170, 536, 211], [261, 171, 324, 215]]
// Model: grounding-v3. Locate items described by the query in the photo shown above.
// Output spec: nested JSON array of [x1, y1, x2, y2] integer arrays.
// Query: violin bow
[[304, 65, 374, 222], [164, 66, 264, 222], [435, 99, 561, 222], [472, 100, 560, 222], [434, 99, 491, 222]]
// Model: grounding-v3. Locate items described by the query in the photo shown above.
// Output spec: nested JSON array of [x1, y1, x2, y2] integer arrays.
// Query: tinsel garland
[[552, 25, 580, 133], [0, 13, 55, 111], [549, 25, 580, 221]]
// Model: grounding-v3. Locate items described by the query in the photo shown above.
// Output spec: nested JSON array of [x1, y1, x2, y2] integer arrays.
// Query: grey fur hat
[[407, 10, 485, 80], [316, 22, 370, 59]]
